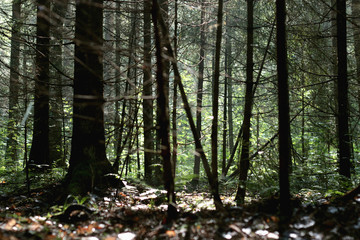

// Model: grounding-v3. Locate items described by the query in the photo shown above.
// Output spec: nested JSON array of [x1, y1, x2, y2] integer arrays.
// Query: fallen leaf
[[4, 219, 17, 230], [43, 234, 57, 240], [166, 230, 176, 237], [103, 236, 117, 240]]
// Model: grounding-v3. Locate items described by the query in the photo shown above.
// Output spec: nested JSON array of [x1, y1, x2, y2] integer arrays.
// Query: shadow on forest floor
[[0, 180, 360, 239]]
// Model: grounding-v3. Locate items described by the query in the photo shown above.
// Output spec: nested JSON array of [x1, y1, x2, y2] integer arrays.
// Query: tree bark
[[211, 0, 223, 197], [235, 0, 254, 205], [337, 0, 352, 178], [153, 0, 170, 186], [29, 0, 50, 169], [276, 0, 291, 220], [172, 0, 178, 175], [352, 0, 360, 115], [6, 0, 21, 164], [114, 0, 121, 167], [152, 0, 177, 220], [193, 0, 206, 186], [143, 0, 154, 183], [226, 30, 234, 160], [67, 0, 114, 195]]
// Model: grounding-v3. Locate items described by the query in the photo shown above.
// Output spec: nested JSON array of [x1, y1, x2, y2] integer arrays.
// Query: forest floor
[[1, 180, 360, 239]]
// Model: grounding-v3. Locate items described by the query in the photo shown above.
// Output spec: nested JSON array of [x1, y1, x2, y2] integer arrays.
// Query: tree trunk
[[353, 0, 360, 115], [211, 0, 223, 196], [153, 0, 170, 186], [143, 0, 154, 183], [227, 32, 234, 160], [235, 0, 254, 205], [276, 0, 291, 220], [67, 0, 114, 195], [152, 0, 177, 220], [222, 11, 230, 176], [114, 1, 121, 166], [6, 0, 21, 164], [336, 0, 351, 178], [193, 0, 206, 186], [29, 0, 50, 169], [172, 0, 178, 175]]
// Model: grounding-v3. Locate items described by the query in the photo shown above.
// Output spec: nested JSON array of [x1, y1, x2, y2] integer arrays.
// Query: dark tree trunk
[[222, 53, 227, 176], [29, 0, 50, 169], [211, 0, 223, 196], [112, 2, 128, 172], [152, 0, 177, 220], [6, 0, 21, 164], [337, 0, 352, 178], [193, 0, 206, 186], [143, 0, 154, 183], [276, 0, 291, 220], [227, 42, 234, 156], [235, 0, 254, 205], [172, 0, 178, 174], [114, 1, 121, 167], [67, 0, 114, 194], [222, 8, 234, 176], [353, 0, 360, 114], [153, 0, 170, 186]]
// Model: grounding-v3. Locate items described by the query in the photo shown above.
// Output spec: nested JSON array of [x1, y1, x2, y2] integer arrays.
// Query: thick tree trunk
[[337, 0, 352, 178], [29, 0, 50, 169], [6, 0, 21, 164], [276, 0, 291, 220], [67, 0, 114, 195], [353, 0, 360, 114], [153, 0, 170, 186]]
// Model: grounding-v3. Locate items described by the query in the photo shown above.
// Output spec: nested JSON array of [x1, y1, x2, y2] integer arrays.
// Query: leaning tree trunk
[[29, 0, 50, 169]]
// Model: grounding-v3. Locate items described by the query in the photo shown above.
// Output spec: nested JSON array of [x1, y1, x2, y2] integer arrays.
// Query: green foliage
[[324, 189, 344, 199]]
